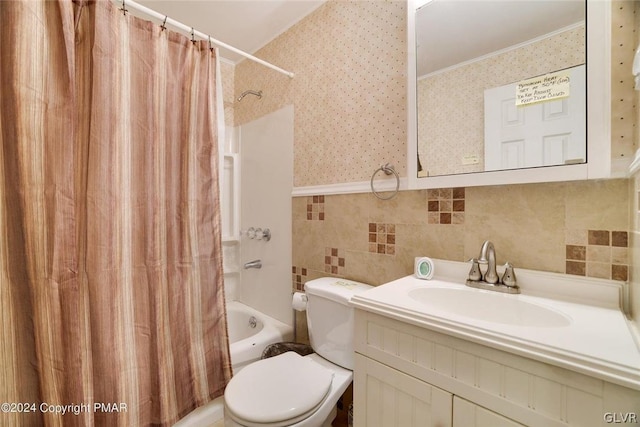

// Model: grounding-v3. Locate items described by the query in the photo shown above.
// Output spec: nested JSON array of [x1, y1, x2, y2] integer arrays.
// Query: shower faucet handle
[[246, 227, 257, 239], [258, 228, 271, 242], [245, 227, 271, 241]]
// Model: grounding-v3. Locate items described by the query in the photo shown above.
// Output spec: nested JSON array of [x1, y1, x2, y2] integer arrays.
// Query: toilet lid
[[224, 351, 333, 424]]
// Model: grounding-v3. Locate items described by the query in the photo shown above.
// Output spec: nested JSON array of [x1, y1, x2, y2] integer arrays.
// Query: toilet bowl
[[224, 352, 352, 427], [223, 278, 373, 427]]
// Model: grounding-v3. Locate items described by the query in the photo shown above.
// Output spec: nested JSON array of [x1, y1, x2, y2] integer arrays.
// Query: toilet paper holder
[[292, 292, 308, 311]]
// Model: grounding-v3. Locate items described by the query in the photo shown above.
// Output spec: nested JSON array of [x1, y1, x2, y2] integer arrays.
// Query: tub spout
[[243, 259, 262, 269]]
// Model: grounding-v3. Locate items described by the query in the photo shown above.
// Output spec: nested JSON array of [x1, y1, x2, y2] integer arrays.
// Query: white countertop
[[350, 264, 640, 391]]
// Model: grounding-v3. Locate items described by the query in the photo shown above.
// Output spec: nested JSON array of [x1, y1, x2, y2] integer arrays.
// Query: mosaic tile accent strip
[[427, 187, 465, 225], [324, 247, 345, 275], [565, 229, 628, 281], [306, 196, 325, 221], [368, 223, 396, 255], [292, 266, 308, 291]]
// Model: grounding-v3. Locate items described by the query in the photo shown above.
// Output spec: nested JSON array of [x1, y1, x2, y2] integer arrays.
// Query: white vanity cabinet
[[453, 397, 525, 427], [354, 353, 453, 426], [354, 351, 524, 427], [353, 309, 640, 427]]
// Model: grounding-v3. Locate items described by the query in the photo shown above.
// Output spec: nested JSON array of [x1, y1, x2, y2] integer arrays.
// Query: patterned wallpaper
[[234, 0, 407, 187], [220, 60, 235, 128], [611, 0, 638, 164], [614, 0, 640, 327], [417, 26, 585, 177]]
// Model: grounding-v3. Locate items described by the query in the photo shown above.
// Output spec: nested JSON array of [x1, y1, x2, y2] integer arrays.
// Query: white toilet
[[224, 277, 373, 427]]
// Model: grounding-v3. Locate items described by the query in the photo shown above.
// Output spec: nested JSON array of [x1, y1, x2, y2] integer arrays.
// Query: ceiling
[[128, 0, 585, 75], [416, 0, 586, 77], [133, 0, 326, 64]]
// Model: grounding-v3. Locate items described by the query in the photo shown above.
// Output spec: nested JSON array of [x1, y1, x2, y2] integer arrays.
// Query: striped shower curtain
[[0, 1, 231, 425]]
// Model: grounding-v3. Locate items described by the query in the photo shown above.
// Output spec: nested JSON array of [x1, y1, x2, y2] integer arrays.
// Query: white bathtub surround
[[240, 105, 294, 326], [221, 125, 241, 302]]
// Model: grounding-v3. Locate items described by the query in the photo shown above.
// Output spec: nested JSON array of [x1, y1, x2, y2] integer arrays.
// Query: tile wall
[[565, 230, 629, 280], [427, 188, 465, 225], [292, 179, 630, 288]]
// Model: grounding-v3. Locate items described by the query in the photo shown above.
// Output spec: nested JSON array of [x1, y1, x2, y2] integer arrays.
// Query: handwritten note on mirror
[[516, 69, 571, 106]]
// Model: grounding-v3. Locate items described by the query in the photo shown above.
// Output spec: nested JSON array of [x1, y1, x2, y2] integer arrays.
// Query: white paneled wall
[[222, 127, 240, 301], [239, 105, 294, 326]]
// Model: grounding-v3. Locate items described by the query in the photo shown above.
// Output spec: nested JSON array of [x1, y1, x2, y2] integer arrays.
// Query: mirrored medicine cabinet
[[406, 0, 615, 190]]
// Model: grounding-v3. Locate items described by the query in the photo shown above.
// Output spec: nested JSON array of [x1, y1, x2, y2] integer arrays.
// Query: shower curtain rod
[[116, 0, 295, 78]]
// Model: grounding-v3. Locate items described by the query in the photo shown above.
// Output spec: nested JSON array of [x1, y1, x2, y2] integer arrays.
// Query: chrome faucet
[[478, 240, 499, 284], [466, 240, 519, 294], [243, 259, 262, 269]]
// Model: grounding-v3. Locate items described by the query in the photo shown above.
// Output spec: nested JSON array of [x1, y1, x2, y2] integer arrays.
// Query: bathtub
[[226, 301, 294, 371], [174, 301, 293, 427]]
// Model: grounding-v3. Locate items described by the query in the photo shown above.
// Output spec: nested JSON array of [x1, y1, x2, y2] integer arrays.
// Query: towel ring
[[370, 163, 399, 200]]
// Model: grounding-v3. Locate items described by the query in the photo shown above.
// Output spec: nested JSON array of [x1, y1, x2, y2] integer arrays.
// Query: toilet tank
[[304, 278, 373, 370]]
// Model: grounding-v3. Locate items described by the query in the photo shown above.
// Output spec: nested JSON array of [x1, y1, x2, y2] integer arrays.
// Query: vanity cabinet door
[[354, 353, 453, 427], [453, 396, 525, 427]]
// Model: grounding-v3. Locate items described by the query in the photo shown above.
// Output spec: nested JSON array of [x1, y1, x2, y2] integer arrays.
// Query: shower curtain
[[0, 1, 231, 426]]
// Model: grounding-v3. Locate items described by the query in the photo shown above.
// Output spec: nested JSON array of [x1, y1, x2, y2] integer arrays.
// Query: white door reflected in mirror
[[484, 64, 586, 171]]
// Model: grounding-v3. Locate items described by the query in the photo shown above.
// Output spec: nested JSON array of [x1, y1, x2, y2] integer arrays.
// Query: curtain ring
[[370, 163, 400, 200], [191, 28, 196, 44], [120, 0, 128, 15], [208, 36, 213, 51], [160, 16, 168, 31]]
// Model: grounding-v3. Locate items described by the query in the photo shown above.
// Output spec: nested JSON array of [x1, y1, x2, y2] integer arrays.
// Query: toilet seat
[[224, 352, 333, 426]]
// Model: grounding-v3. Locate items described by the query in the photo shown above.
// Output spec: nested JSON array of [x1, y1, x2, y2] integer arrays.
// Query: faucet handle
[[467, 258, 482, 281], [501, 262, 517, 287]]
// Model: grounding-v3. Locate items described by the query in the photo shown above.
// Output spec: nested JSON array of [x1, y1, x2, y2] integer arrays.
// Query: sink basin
[[408, 287, 571, 328]]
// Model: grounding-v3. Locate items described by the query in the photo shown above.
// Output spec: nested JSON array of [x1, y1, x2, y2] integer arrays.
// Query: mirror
[[415, 0, 586, 178]]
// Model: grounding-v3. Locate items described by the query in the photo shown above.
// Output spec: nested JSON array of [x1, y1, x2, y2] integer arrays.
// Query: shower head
[[237, 90, 263, 102]]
